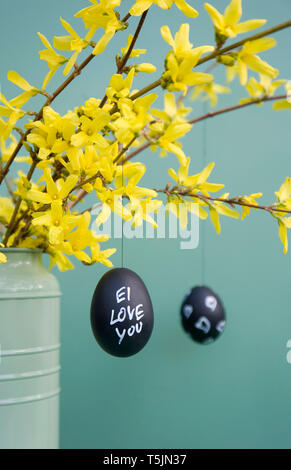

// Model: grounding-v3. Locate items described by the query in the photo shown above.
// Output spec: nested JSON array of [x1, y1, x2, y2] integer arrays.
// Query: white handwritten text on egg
[[110, 286, 144, 345]]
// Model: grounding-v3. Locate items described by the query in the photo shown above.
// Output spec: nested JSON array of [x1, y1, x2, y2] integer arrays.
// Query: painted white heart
[[183, 304, 193, 319], [205, 295, 217, 312], [195, 316, 211, 334], [216, 320, 225, 333]]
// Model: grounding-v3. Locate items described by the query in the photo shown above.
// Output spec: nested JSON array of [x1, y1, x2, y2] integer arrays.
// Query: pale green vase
[[0, 249, 61, 449]]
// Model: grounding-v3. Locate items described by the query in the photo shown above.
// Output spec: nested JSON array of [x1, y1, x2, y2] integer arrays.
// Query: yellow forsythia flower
[[205, 0, 265, 44], [227, 38, 278, 85], [130, 0, 198, 18], [120, 34, 146, 58], [54, 18, 95, 75], [240, 193, 262, 220], [106, 68, 135, 102], [161, 23, 214, 93], [135, 63, 156, 74], [0, 197, 14, 225], [191, 81, 231, 107], [273, 82, 291, 111], [0, 252, 7, 263], [208, 193, 239, 234], [27, 168, 78, 205], [243, 76, 285, 102], [0, 242, 7, 264], [38, 33, 68, 89], [74, 0, 124, 55]]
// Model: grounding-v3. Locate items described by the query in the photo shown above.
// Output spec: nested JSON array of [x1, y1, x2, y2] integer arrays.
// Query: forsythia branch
[[0, 53, 95, 185], [188, 94, 290, 124], [155, 185, 291, 215], [121, 94, 290, 165], [129, 20, 291, 102], [3, 159, 37, 245], [1, 1, 291, 264], [0, 11, 132, 186]]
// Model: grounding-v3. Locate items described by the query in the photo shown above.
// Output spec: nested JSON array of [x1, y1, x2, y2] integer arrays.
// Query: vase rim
[[0, 248, 42, 253]]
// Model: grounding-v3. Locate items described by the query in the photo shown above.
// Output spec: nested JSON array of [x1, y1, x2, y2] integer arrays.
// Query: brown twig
[[4, 177, 14, 199], [121, 141, 152, 164], [67, 172, 106, 210], [13, 216, 32, 247], [10, 208, 31, 238], [155, 185, 291, 215], [68, 189, 87, 210], [114, 136, 137, 163], [80, 202, 102, 215], [99, 10, 149, 108], [122, 13, 131, 23], [189, 94, 289, 124], [72, 172, 102, 193], [118, 10, 148, 73]]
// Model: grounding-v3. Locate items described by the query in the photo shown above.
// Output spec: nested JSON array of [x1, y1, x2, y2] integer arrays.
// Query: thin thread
[[201, 102, 207, 285], [121, 220, 124, 267], [121, 155, 124, 268]]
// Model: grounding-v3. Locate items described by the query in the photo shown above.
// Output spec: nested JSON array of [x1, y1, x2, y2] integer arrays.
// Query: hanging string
[[201, 101, 207, 286], [121, 155, 124, 268]]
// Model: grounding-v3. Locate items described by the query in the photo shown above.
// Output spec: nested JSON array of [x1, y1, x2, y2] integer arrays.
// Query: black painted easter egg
[[181, 286, 226, 344], [91, 268, 154, 357]]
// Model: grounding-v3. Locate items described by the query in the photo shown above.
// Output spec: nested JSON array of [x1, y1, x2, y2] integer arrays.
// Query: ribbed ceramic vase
[[0, 248, 61, 449]]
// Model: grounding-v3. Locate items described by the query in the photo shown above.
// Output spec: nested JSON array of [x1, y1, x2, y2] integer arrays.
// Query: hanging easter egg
[[91, 268, 154, 357], [181, 286, 226, 344]]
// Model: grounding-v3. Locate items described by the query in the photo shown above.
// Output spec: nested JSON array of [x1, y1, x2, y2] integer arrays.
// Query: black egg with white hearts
[[181, 286, 226, 344], [90, 268, 154, 357]]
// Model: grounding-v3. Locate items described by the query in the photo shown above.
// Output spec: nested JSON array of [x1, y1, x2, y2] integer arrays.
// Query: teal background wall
[[1, 0, 291, 449]]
